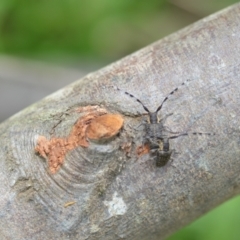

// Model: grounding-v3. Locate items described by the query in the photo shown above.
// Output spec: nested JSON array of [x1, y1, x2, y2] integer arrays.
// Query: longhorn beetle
[[115, 80, 213, 167]]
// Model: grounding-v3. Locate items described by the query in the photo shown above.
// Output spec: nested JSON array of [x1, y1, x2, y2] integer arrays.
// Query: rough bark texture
[[0, 3, 240, 240]]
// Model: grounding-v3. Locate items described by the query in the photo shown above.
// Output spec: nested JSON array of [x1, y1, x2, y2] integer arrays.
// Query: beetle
[[115, 80, 212, 167]]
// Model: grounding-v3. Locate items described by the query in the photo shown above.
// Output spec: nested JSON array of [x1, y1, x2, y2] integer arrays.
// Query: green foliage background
[[0, 0, 168, 62], [0, 0, 237, 63], [0, 1, 239, 239], [169, 196, 240, 240]]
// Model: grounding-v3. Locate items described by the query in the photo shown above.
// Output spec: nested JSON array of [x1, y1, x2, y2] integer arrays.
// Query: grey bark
[[0, 3, 240, 240]]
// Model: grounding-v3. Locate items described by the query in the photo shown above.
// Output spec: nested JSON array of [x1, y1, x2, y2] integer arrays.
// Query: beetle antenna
[[114, 86, 150, 113], [156, 79, 192, 113]]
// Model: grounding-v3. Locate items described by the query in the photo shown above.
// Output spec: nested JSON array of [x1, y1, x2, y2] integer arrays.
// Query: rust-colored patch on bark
[[136, 144, 150, 156], [35, 106, 124, 174], [35, 136, 70, 174], [86, 114, 124, 140]]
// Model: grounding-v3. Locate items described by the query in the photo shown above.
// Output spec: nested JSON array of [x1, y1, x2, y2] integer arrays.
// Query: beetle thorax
[[148, 112, 158, 124]]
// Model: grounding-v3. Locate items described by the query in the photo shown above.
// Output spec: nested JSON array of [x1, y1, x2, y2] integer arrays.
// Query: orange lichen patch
[[35, 107, 124, 174], [69, 114, 97, 148], [35, 136, 51, 159], [86, 114, 124, 140], [136, 144, 150, 156], [35, 136, 72, 174]]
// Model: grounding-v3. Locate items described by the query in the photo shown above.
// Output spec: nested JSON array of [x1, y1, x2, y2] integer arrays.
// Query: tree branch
[[0, 3, 240, 240]]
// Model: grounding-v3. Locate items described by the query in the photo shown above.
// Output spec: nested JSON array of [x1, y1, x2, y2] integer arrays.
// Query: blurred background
[[0, 0, 239, 239]]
